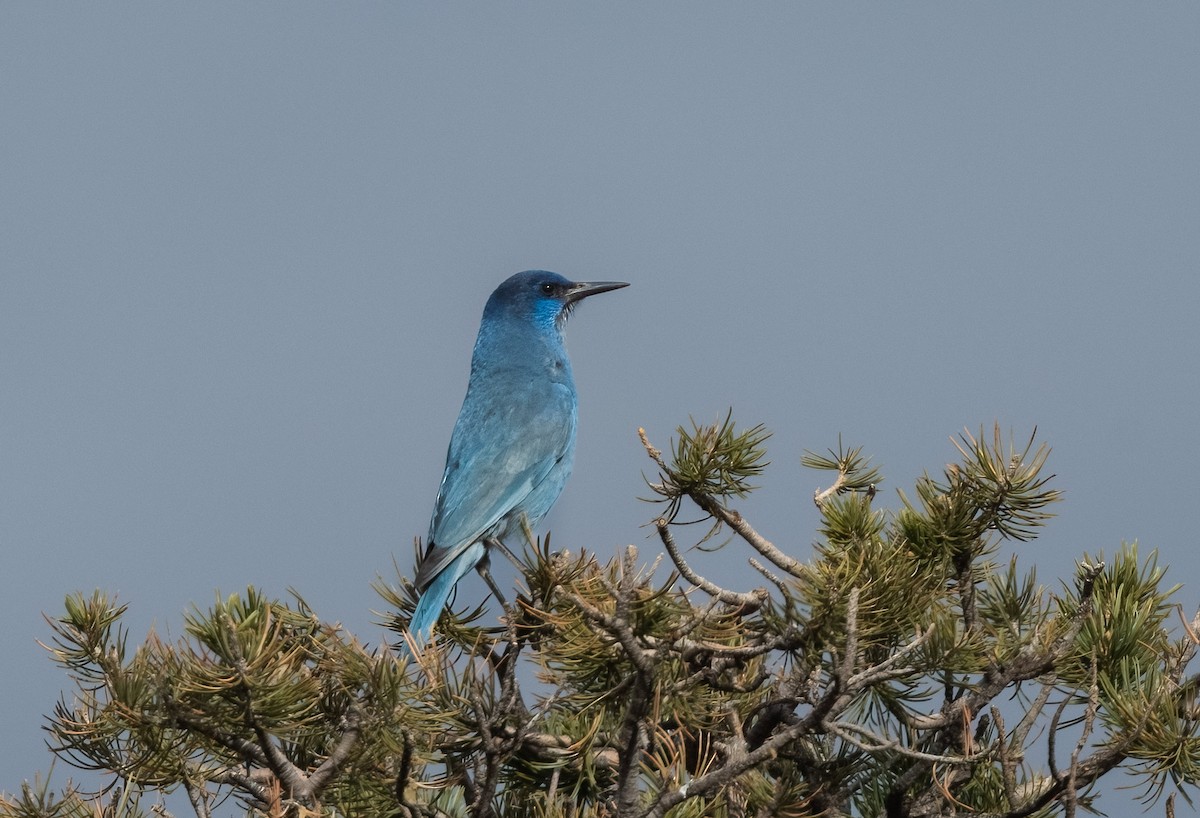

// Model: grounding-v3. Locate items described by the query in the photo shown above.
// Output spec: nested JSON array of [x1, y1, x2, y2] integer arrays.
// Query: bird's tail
[[405, 567, 458, 651], [401, 540, 487, 659]]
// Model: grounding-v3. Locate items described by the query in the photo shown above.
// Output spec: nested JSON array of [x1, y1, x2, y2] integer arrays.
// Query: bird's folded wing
[[416, 380, 576, 589]]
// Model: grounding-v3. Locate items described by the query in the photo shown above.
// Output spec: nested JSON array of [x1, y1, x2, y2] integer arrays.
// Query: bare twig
[[1063, 664, 1101, 818], [655, 518, 767, 611], [209, 769, 273, 810], [747, 558, 788, 595], [690, 492, 805, 579], [813, 470, 849, 509], [991, 707, 1018, 809], [848, 624, 936, 689], [180, 775, 212, 818], [306, 708, 363, 796], [1010, 682, 1054, 751], [840, 588, 861, 684], [825, 719, 985, 765]]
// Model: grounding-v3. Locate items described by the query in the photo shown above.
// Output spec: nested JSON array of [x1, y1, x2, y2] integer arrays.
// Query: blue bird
[[407, 270, 628, 647]]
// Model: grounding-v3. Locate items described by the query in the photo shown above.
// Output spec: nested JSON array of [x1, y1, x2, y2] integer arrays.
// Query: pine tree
[[4, 417, 1198, 818]]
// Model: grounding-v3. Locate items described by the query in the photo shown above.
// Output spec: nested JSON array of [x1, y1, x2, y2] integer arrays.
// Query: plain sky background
[[2, 4, 1199, 814]]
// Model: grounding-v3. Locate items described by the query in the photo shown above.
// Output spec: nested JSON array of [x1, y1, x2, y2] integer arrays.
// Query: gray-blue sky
[[2, 4, 1198, 813]]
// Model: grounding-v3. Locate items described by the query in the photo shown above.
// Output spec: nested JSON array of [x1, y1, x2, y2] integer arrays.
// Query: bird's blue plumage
[[407, 271, 628, 648]]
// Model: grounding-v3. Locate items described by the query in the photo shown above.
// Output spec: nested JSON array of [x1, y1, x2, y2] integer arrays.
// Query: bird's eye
[[540, 282, 556, 295]]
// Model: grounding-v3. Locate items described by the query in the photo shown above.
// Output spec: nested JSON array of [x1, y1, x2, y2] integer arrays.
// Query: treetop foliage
[[4, 416, 1199, 818]]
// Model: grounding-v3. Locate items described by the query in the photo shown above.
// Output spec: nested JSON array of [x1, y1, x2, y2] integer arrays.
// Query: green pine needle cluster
[[643, 411, 771, 525]]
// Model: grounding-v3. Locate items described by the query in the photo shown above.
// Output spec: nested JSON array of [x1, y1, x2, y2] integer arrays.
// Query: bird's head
[[484, 270, 629, 334]]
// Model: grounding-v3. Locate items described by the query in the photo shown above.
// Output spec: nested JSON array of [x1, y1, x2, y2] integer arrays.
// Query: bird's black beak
[[564, 280, 630, 305]]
